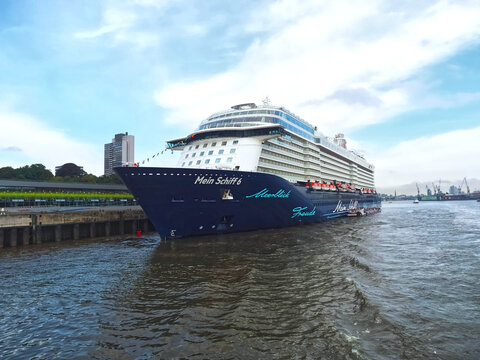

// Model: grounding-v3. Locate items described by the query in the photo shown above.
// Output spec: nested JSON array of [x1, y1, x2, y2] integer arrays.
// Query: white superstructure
[[167, 103, 375, 189]]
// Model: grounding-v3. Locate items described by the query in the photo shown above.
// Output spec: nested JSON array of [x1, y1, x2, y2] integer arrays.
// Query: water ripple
[[1, 201, 479, 359]]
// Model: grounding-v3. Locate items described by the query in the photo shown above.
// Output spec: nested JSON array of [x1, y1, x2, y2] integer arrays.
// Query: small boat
[[413, 199, 419, 204]]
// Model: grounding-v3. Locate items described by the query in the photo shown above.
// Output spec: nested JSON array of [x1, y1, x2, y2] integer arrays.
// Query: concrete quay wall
[[0, 209, 155, 248]]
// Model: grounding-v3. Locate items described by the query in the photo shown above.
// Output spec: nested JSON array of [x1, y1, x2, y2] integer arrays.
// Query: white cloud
[[0, 110, 103, 175], [154, 0, 480, 133], [75, 7, 137, 39], [74, 4, 161, 48], [370, 126, 480, 187]]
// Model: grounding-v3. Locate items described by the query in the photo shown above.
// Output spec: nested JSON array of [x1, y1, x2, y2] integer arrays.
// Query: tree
[[0, 166, 16, 179], [97, 173, 123, 184], [16, 164, 54, 180], [78, 174, 97, 183], [0, 164, 123, 184], [55, 163, 86, 177]]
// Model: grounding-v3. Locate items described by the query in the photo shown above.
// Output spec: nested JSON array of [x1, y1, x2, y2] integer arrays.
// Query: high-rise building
[[104, 132, 135, 176]]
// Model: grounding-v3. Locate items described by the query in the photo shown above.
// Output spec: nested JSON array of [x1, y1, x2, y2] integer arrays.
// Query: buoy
[[137, 230, 142, 238]]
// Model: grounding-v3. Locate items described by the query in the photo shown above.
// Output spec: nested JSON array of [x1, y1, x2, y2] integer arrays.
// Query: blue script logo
[[291, 206, 316, 218], [245, 188, 291, 199]]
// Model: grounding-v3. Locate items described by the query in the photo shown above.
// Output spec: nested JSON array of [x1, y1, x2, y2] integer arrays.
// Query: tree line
[[0, 164, 123, 184]]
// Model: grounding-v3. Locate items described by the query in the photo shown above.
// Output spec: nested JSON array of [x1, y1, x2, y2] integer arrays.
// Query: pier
[[0, 207, 155, 248]]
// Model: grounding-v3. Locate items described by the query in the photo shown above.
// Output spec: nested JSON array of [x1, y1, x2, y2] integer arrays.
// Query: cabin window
[[230, 148, 236, 154], [218, 149, 224, 155], [203, 143, 208, 148], [227, 157, 233, 163], [195, 145, 199, 149], [188, 161, 192, 166], [192, 153, 196, 157], [196, 160, 201, 165], [221, 141, 227, 146], [208, 150, 213, 155], [205, 159, 210, 164], [188, 146, 192, 150], [212, 142, 217, 147], [233, 140, 238, 145], [200, 151, 204, 156], [185, 154, 189, 159], [182, 162, 185, 167], [215, 158, 221, 163]]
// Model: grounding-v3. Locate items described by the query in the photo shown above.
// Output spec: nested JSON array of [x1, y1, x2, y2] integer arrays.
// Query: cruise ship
[[115, 102, 381, 239]]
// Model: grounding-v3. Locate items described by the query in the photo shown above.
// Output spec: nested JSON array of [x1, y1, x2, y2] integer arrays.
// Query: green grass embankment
[[0, 191, 134, 200]]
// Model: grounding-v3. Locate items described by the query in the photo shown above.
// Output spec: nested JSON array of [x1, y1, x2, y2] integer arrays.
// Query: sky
[[1, 0, 480, 189]]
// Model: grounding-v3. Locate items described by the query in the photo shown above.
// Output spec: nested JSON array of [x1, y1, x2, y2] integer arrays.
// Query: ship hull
[[115, 167, 381, 239]]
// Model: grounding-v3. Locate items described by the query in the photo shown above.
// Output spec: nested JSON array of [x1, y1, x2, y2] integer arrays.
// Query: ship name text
[[194, 176, 242, 186]]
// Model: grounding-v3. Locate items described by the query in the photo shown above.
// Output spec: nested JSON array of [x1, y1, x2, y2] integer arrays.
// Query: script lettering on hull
[[292, 206, 316, 218], [245, 188, 291, 199], [333, 200, 360, 213]]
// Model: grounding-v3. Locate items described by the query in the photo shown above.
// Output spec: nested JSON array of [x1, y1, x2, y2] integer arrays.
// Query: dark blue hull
[[115, 167, 381, 239]]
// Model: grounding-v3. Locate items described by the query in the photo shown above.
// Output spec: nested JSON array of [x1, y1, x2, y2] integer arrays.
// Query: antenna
[[262, 96, 270, 106]]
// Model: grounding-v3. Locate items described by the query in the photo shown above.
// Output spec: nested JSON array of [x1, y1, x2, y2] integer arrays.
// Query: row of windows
[[206, 109, 313, 135], [200, 116, 314, 141], [258, 158, 305, 173], [269, 138, 307, 156], [185, 148, 236, 159], [188, 140, 238, 151], [257, 166, 302, 179], [261, 149, 304, 166], [182, 157, 234, 167]]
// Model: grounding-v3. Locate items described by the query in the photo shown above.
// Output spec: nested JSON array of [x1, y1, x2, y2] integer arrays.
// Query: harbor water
[[1, 201, 479, 359]]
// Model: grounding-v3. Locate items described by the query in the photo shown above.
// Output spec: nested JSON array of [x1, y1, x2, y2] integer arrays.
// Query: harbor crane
[[432, 180, 442, 195], [459, 177, 470, 194], [416, 183, 421, 199]]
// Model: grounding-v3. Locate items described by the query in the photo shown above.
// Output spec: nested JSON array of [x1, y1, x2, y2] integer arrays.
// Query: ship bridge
[[167, 123, 284, 150]]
